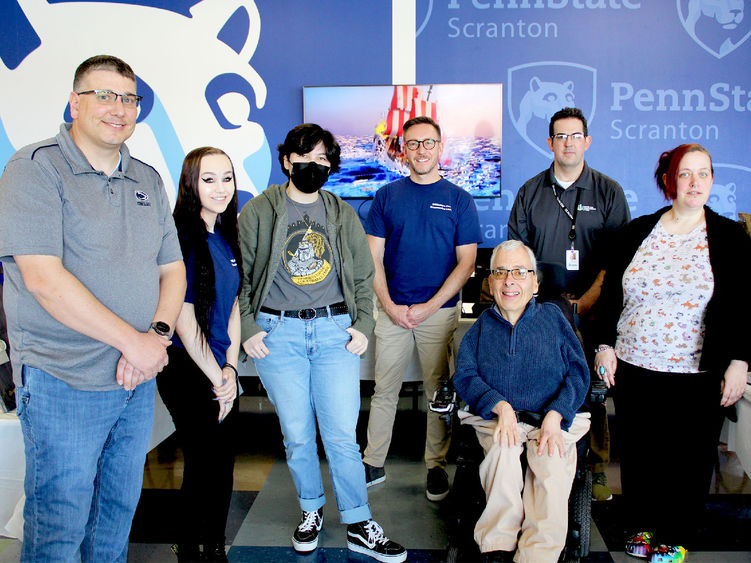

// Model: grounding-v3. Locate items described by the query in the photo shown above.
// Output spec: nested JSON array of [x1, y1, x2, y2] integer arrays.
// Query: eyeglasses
[[490, 267, 535, 280], [404, 138, 440, 151], [76, 89, 143, 107], [551, 132, 585, 142]]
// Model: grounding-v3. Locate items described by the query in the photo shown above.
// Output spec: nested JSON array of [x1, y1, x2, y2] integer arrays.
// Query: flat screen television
[[303, 84, 502, 198]]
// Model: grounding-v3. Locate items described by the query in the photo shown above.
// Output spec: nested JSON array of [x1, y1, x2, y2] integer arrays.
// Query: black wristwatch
[[150, 321, 171, 337]]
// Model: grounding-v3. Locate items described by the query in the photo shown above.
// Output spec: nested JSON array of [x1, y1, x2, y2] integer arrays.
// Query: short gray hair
[[490, 240, 537, 273]]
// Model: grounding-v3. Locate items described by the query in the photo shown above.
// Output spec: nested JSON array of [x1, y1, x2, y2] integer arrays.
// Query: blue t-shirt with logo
[[173, 231, 239, 367], [366, 177, 481, 307]]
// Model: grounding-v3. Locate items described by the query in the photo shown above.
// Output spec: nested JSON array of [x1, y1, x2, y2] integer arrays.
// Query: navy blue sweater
[[454, 300, 589, 430]]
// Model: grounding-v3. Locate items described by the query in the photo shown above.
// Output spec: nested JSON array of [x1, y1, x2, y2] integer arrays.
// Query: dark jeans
[[156, 346, 238, 544], [614, 360, 723, 546]]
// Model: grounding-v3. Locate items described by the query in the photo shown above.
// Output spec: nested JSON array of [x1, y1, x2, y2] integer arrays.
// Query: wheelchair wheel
[[560, 468, 592, 562]]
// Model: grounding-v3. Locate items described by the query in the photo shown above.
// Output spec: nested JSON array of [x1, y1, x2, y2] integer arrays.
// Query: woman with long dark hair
[[157, 147, 242, 562]]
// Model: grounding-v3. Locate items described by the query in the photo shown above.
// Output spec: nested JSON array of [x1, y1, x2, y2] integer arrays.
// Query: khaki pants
[[363, 304, 458, 469], [461, 412, 591, 562]]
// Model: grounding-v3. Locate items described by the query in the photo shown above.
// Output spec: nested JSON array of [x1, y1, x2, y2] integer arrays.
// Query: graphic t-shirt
[[263, 195, 344, 310], [616, 221, 713, 373]]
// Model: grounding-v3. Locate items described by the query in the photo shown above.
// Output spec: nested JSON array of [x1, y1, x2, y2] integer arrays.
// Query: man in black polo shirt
[[508, 106, 630, 502]]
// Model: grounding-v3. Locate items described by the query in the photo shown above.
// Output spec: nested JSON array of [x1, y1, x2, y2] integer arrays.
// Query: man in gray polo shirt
[[0, 55, 185, 561], [508, 107, 630, 503]]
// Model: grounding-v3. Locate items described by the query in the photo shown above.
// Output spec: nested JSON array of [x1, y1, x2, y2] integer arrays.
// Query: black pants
[[613, 360, 723, 546], [156, 346, 238, 544]]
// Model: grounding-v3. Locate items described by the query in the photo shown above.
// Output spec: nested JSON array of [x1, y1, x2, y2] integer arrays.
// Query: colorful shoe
[[592, 472, 613, 501], [649, 544, 687, 563], [625, 531, 653, 558]]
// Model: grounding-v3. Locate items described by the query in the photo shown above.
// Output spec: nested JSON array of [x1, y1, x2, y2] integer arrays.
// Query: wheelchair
[[429, 381, 606, 563]]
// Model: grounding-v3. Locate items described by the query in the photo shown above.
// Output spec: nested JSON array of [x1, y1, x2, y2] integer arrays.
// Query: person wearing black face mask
[[290, 161, 330, 194], [237, 123, 407, 562]]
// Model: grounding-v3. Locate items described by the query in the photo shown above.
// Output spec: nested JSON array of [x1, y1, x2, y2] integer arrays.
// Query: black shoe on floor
[[347, 520, 407, 562], [201, 541, 228, 562], [292, 508, 323, 552], [426, 466, 449, 502], [482, 550, 515, 562], [171, 543, 201, 563], [364, 463, 386, 487]]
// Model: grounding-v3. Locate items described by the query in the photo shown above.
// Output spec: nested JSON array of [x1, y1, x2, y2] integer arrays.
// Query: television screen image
[[303, 84, 502, 198]]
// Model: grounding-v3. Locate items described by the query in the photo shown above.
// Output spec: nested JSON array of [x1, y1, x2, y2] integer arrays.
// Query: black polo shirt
[[508, 162, 630, 297]]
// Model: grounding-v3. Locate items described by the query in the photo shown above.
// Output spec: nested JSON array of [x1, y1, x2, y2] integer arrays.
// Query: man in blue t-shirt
[[362, 116, 482, 501]]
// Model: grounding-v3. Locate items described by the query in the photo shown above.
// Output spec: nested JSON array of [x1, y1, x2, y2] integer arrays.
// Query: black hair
[[173, 147, 243, 342], [549, 107, 588, 138], [277, 123, 341, 177]]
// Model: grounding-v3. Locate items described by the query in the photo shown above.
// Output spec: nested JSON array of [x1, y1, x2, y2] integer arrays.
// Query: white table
[[0, 412, 25, 538], [0, 390, 175, 540], [726, 383, 751, 478]]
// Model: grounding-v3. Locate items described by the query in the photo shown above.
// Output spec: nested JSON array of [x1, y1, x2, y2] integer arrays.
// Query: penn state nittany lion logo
[[708, 181, 736, 219], [518, 78, 575, 136], [0, 0, 271, 208], [508, 62, 596, 158], [678, 0, 751, 58], [710, 163, 751, 220]]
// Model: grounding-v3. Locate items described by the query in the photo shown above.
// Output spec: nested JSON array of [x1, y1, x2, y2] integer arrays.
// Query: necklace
[[289, 194, 320, 231], [670, 207, 704, 223], [664, 206, 705, 235]]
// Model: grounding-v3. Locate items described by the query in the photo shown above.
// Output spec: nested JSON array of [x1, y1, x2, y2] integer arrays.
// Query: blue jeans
[[16, 366, 155, 562], [252, 311, 371, 524]]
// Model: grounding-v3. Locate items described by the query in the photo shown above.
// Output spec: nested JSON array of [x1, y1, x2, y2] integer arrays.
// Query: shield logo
[[416, 0, 434, 37], [507, 61, 597, 158], [677, 0, 751, 59], [711, 163, 751, 219]]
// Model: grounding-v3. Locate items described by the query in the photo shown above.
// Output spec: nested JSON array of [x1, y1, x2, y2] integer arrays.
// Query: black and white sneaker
[[292, 508, 323, 552], [347, 519, 407, 562], [364, 463, 386, 487], [426, 466, 450, 502]]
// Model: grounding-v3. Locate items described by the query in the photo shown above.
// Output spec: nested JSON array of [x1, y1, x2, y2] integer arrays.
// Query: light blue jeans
[[16, 366, 155, 563], [253, 311, 371, 524]]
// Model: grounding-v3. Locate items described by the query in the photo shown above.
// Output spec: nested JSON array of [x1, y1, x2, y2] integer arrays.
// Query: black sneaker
[[426, 466, 449, 502], [201, 541, 228, 562], [292, 508, 323, 552], [170, 543, 201, 563], [364, 463, 386, 487], [347, 520, 407, 562]]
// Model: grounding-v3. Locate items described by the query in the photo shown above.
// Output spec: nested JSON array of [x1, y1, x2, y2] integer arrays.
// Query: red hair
[[654, 144, 713, 200]]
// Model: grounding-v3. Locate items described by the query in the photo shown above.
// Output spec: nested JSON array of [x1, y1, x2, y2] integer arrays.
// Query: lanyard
[[551, 184, 581, 250]]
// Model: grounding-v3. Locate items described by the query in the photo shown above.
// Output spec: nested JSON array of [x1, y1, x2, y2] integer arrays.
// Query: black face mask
[[290, 161, 330, 194]]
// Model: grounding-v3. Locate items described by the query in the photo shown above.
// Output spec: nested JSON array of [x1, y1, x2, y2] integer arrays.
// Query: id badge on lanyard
[[552, 185, 581, 271], [566, 249, 579, 271]]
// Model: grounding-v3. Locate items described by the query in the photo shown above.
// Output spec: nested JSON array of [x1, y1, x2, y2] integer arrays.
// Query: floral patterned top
[[615, 220, 714, 372]]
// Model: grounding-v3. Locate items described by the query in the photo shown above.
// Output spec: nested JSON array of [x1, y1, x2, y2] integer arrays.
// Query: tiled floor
[[1, 393, 750, 562]]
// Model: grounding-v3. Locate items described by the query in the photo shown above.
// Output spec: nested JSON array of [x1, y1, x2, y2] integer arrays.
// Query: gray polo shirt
[[0, 124, 182, 390], [508, 162, 630, 297]]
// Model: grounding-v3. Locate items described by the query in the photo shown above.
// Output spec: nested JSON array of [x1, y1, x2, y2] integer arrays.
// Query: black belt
[[516, 410, 544, 428], [260, 301, 348, 320]]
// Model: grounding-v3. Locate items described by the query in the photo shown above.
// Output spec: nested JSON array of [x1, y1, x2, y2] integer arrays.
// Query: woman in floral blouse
[[593, 144, 751, 563]]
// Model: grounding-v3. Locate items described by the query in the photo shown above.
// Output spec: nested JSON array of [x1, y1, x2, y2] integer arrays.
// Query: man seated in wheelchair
[[453, 240, 590, 562]]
